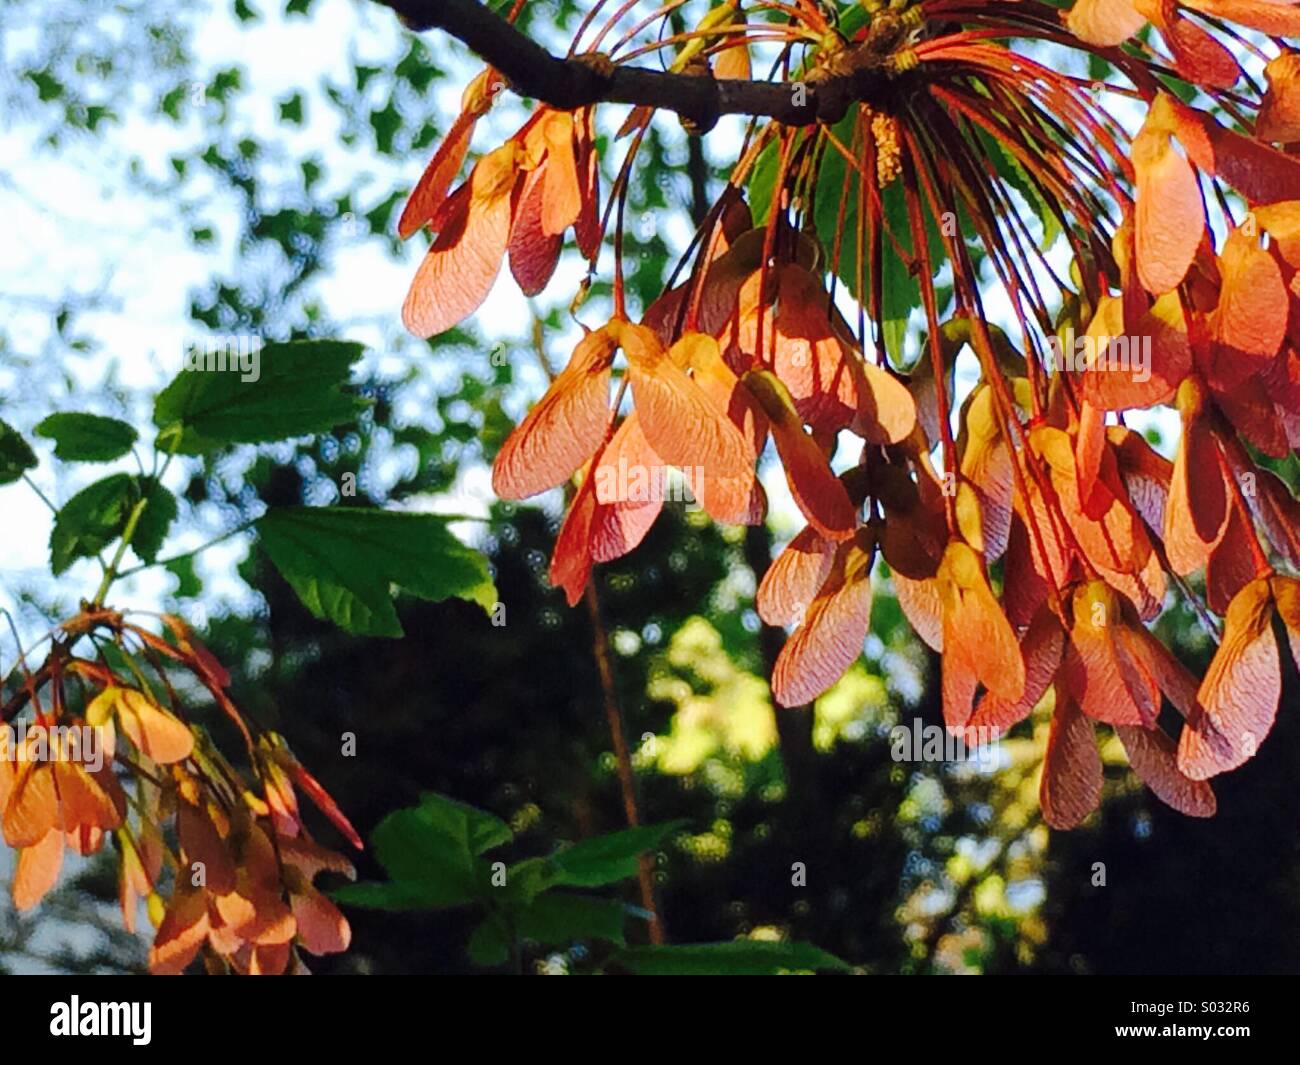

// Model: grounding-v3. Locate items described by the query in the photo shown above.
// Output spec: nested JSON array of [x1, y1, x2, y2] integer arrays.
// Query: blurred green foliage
[[1, 0, 1298, 977]]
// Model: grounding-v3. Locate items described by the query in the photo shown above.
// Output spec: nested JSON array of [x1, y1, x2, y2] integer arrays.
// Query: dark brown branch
[[375, 0, 882, 128]]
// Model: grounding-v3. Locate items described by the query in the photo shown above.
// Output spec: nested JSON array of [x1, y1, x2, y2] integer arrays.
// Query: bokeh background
[[1, 0, 1298, 975]]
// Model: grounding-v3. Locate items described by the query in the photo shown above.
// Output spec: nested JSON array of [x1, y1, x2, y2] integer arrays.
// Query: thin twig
[[584, 581, 664, 945], [523, 313, 662, 942]]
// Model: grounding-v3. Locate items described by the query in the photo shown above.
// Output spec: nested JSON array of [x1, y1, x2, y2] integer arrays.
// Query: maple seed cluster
[[0, 610, 360, 975], [397, 0, 1300, 828]]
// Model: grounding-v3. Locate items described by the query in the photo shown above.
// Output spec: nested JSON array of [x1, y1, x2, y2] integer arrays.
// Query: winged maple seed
[[0, 609, 359, 974], [396, 0, 1300, 826]]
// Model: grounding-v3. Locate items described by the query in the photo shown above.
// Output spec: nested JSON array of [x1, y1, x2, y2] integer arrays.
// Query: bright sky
[[0, 1, 529, 649]]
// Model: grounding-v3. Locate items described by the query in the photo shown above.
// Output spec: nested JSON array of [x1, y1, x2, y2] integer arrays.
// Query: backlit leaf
[[257, 507, 497, 637], [35, 413, 138, 462], [153, 339, 365, 454]]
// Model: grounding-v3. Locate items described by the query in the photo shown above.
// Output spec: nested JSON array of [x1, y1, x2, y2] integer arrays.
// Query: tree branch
[[375, 0, 885, 128], [584, 582, 665, 946]]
